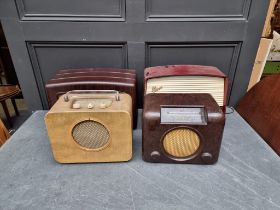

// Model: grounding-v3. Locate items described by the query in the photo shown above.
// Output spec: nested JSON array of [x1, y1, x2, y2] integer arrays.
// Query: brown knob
[[151, 151, 160, 159], [201, 152, 213, 163]]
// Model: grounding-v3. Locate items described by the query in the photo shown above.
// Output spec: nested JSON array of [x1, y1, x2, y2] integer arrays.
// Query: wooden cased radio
[[142, 93, 225, 164], [45, 68, 137, 129], [144, 65, 228, 111], [45, 90, 132, 163]]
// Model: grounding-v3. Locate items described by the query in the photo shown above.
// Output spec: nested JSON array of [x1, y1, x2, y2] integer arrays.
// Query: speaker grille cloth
[[72, 120, 109, 149], [163, 128, 200, 157]]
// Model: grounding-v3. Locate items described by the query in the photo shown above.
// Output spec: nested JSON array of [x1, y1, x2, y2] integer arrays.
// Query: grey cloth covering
[[0, 110, 280, 210]]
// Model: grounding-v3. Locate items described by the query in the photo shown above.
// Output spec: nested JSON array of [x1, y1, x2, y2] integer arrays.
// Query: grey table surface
[[0, 110, 280, 210]]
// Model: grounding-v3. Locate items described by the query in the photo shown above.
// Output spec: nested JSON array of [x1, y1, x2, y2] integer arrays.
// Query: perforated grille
[[72, 120, 109, 149], [163, 128, 200, 157]]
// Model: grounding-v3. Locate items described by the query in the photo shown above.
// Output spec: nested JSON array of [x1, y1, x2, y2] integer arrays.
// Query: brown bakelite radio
[[142, 65, 226, 164], [45, 90, 132, 163]]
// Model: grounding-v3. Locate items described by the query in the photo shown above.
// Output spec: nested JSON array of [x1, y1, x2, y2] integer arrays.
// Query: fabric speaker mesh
[[72, 120, 109, 149], [163, 128, 200, 157]]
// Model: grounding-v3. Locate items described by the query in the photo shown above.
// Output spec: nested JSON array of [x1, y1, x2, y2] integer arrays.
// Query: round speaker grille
[[163, 128, 200, 157], [72, 120, 109, 150]]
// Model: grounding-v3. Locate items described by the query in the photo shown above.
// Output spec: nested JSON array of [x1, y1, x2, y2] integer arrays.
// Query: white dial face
[[161, 107, 206, 124]]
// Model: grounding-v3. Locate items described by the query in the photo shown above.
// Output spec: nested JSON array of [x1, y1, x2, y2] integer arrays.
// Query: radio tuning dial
[[72, 103, 81, 109]]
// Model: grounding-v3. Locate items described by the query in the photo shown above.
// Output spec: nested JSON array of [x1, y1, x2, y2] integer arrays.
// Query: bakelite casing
[[142, 93, 225, 164]]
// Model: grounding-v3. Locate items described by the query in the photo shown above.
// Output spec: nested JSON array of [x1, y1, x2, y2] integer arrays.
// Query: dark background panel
[[146, 43, 241, 75], [146, 0, 251, 21], [0, 0, 270, 111], [27, 42, 127, 108], [15, 0, 125, 21], [146, 42, 242, 101]]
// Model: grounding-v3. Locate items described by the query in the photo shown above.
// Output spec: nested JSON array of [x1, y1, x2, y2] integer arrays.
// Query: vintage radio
[[143, 65, 226, 164], [55, 68, 136, 79], [142, 93, 225, 164], [45, 68, 137, 128], [144, 65, 228, 111], [45, 90, 132, 163], [58, 67, 136, 74]]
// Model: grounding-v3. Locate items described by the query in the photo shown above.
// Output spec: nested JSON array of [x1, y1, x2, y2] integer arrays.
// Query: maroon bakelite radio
[[142, 65, 227, 164], [144, 65, 228, 111]]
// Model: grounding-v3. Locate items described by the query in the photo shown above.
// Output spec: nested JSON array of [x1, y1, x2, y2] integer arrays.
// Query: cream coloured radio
[[45, 90, 132, 163], [144, 65, 228, 110]]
